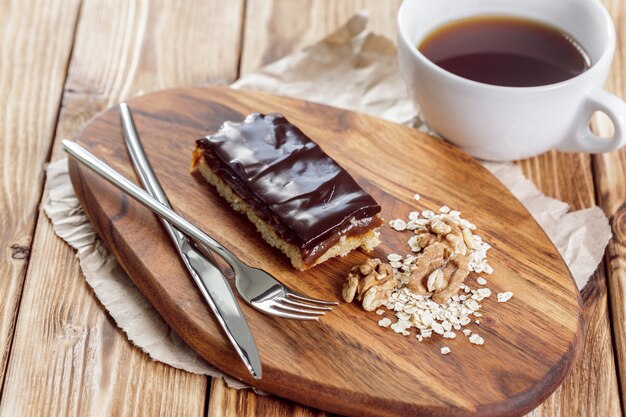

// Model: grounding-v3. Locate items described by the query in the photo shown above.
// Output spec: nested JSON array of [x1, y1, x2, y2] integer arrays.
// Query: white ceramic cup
[[397, 0, 626, 161]]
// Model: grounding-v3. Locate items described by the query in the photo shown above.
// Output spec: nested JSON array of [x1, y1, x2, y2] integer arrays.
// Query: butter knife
[[62, 138, 262, 379]]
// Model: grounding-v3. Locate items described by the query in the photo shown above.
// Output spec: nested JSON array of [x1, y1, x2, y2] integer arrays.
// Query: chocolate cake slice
[[191, 113, 382, 270]]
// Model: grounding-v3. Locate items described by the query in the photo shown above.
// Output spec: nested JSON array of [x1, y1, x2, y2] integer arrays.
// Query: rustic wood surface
[[0, 0, 81, 392], [0, 0, 243, 415], [594, 0, 626, 409], [69, 87, 582, 417], [0, 0, 623, 416]]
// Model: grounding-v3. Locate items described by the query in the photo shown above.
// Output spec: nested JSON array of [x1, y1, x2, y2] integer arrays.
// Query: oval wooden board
[[68, 87, 583, 417]]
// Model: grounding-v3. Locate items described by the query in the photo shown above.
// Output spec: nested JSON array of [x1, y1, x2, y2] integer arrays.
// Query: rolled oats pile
[[342, 200, 514, 354]]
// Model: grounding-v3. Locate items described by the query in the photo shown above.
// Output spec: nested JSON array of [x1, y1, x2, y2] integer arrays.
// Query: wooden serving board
[[68, 87, 583, 417]]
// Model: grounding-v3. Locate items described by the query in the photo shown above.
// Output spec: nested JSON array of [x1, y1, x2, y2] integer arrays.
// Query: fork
[[118, 103, 337, 320]]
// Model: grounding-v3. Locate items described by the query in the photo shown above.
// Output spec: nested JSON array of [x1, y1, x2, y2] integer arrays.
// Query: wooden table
[[0, 1, 623, 416]]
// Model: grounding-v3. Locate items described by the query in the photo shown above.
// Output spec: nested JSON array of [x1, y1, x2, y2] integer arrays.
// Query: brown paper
[[44, 12, 611, 382]]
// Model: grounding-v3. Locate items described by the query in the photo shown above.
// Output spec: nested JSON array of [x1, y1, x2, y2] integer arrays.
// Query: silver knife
[[62, 136, 262, 380]]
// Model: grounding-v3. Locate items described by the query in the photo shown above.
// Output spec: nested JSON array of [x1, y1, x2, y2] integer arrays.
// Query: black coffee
[[418, 16, 590, 87]]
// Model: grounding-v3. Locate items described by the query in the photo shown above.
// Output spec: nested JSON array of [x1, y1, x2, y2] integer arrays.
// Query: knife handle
[[62, 140, 240, 272], [119, 103, 219, 265]]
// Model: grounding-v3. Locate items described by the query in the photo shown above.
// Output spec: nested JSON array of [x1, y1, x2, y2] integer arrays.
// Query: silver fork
[[118, 103, 337, 320]]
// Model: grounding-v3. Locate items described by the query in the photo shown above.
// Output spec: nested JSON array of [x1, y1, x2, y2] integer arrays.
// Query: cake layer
[[193, 113, 382, 263], [192, 156, 381, 270]]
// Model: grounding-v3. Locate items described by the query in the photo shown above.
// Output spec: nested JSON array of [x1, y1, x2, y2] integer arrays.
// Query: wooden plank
[[0, 0, 81, 392], [523, 255, 620, 416], [239, 0, 402, 76], [210, 0, 623, 416], [444, 77, 622, 417], [210, 378, 332, 417], [524, 0, 626, 414], [212, 1, 402, 415], [593, 0, 626, 409], [0, 0, 244, 415]]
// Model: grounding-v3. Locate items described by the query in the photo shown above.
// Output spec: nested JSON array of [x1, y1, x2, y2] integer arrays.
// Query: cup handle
[[558, 88, 626, 153]]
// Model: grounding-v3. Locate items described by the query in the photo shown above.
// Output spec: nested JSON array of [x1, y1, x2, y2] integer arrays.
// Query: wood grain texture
[[70, 87, 582, 417], [0, 0, 621, 416], [0, 223, 206, 417], [0, 0, 81, 391], [240, 0, 403, 76], [515, 73, 622, 417], [518, 153, 622, 417], [0, 0, 244, 415], [209, 377, 334, 417], [516, 0, 626, 414], [593, 0, 626, 409]]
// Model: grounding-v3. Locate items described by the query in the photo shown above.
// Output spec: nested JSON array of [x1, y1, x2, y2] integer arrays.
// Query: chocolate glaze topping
[[196, 113, 381, 261]]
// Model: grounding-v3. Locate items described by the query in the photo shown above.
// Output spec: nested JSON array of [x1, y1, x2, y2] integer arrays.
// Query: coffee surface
[[419, 16, 590, 87]]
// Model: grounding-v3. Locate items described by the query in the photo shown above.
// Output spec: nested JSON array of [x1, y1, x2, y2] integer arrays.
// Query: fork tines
[[270, 294, 339, 321]]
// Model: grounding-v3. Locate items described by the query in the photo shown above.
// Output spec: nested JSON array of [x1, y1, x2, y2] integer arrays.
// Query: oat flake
[[469, 334, 485, 345], [497, 292, 513, 302]]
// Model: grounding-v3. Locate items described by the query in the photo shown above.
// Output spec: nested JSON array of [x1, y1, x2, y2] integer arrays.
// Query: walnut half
[[342, 258, 397, 311], [407, 215, 472, 303], [432, 253, 469, 304]]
